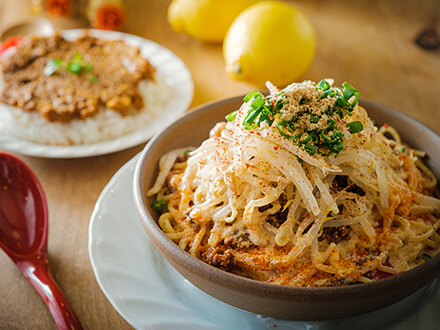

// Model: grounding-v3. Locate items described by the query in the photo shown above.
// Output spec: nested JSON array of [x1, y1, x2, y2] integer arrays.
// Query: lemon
[[223, 1, 316, 87], [167, 0, 259, 43]]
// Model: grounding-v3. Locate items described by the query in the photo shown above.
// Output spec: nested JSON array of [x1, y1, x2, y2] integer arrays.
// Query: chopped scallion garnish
[[87, 75, 98, 83], [225, 110, 237, 122], [151, 200, 168, 212], [44, 58, 62, 76], [304, 144, 316, 155], [346, 121, 363, 134], [67, 62, 82, 74], [240, 80, 362, 156], [44, 52, 95, 79]]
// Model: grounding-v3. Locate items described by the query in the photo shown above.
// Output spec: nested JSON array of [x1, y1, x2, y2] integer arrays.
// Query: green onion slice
[[346, 121, 363, 134], [226, 110, 237, 122], [151, 200, 168, 212], [44, 59, 62, 76]]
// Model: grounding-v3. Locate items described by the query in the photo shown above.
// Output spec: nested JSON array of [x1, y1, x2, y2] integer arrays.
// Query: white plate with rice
[[0, 29, 193, 158]]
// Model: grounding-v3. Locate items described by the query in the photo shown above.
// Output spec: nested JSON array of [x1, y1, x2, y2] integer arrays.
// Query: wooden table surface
[[0, 0, 439, 328]]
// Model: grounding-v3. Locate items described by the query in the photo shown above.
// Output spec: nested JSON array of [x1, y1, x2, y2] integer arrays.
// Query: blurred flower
[[29, 0, 127, 31], [30, 0, 76, 17], [45, 0, 72, 16], [87, 0, 126, 31]]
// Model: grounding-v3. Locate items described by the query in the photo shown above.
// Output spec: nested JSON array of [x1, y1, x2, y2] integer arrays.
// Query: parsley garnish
[[240, 80, 362, 156]]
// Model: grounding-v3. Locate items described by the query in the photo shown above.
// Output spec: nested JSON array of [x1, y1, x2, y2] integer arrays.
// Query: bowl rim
[[133, 95, 440, 311]]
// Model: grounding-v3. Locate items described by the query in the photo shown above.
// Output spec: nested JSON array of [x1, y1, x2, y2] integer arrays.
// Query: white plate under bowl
[[88, 155, 440, 329], [0, 29, 193, 158]]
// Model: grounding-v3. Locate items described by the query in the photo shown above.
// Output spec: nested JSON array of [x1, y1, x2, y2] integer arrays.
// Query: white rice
[[0, 73, 172, 145]]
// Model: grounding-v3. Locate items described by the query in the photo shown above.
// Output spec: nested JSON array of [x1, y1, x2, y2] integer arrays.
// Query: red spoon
[[0, 152, 83, 329]]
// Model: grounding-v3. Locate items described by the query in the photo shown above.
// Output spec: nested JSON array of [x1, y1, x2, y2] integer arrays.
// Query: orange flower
[[46, 0, 72, 16], [94, 3, 127, 31]]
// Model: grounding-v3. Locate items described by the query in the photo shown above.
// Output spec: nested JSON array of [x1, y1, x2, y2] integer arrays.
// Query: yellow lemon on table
[[223, 1, 316, 87], [168, 0, 259, 43]]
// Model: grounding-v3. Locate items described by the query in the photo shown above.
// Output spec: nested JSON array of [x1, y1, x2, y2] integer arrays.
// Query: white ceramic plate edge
[[88, 154, 440, 330], [88, 155, 223, 329], [0, 29, 193, 158]]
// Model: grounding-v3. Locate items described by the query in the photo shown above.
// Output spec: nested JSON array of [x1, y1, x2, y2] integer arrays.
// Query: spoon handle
[[17, 261, 83, 330]]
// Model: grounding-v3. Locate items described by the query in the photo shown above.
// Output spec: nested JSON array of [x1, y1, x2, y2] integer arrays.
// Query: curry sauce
[[0, 31, 156, 122]]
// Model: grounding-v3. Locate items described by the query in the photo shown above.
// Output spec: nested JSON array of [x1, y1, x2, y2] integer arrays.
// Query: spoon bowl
[[0, 153, 47, 258], [0, 17, 54, 42], [0, 152, 82, 329]]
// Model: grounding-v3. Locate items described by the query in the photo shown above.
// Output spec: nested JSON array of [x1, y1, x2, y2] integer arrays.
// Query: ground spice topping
[[227, 79, 363, 156]]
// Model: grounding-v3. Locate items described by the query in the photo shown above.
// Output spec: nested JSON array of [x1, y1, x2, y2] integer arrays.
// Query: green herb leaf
[[317, 79, 331, 91], [299, 133, 312, 144], [250, 96, 265, 109], [242, 90, 284, 130], [329, 141, 344, 154], [67, 62, 82, 74], [346, 121, 363, 134], [342, 82, 360, 108], [66, 52, 93, 75], [327, 118, 336, 126], [73, 52, 83, 61], [87, 75, 98, 83], [225, 110, 237, 122], [44, 58, 62, 76], [240, 81, 360, 157], [304, 144, 316, 155], [242, 108, 262, 129], [85, 62, 93, 73], [151, 200, 168, 212], [276, 121, 291, 138], [310, 113, 320, 123], [243, 90, 259, 102], [44, 53, 94, 78]]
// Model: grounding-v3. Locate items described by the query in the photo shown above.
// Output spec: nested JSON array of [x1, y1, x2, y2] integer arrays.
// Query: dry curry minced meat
[[0, 31, 156, 122]]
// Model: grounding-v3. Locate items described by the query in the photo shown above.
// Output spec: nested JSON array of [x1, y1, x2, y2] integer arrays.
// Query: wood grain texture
[[0, 0, 439, 328]]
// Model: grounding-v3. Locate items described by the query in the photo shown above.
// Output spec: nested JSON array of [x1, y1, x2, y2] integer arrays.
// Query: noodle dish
[[148, 79, 440, 287]]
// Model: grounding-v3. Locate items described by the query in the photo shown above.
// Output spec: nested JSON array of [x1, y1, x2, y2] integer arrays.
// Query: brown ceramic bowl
[[133, 96, 440, 320]]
